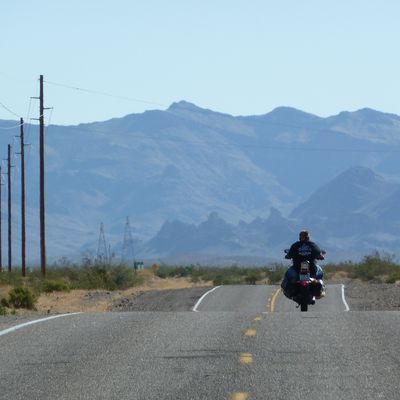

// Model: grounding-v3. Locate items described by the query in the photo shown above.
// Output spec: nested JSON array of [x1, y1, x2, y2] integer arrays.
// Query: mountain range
[[146, 166, 400, 264], [1, 101, 400, 264]]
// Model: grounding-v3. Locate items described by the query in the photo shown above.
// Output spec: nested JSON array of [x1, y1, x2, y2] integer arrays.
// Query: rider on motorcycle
[[281, 230, 325, 299]]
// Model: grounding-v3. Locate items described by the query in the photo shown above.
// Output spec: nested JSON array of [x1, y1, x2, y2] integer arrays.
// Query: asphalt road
[[0, 285, 399, 400]]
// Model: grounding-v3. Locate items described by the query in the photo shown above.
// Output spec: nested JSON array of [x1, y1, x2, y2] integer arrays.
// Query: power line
[[31, 79, 400, 153], [44, 79, 166, 107], [0, 100, 21, 118], [0, 122, 24, 130], [2, 78, 400, 174]]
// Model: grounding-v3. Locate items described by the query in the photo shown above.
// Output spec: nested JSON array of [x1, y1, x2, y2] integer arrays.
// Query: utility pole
[[0, 166, 2, 272], [39, 75, 46, 276], [18, 118, 26, 277], [7, 145, 12, 272], [32, 75, 50, 276]]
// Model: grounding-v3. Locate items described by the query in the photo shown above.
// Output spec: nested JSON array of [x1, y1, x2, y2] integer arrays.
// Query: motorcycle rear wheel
[[300, 303, 308, 312]]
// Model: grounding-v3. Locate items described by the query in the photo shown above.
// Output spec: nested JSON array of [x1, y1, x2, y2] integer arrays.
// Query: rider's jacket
[[286, 240, 322, 273]]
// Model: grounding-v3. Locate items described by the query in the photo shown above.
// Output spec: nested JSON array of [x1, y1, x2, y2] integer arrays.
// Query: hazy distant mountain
[[145, 209, 295, 261], [1, 102, 400, 263], [290, 166, 398, 219], [146, 166, 400, 262], [288, 167, 399, 253], [324, 108, 400, 144]]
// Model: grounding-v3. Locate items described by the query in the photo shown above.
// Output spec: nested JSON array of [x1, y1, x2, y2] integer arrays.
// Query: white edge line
[[192, 286, 221, 312], [0, 312, 82, 337], [341, 284, 350, 312]]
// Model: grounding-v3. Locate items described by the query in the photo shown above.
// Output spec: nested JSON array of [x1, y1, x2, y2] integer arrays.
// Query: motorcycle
[[283, 250, 325, 312]]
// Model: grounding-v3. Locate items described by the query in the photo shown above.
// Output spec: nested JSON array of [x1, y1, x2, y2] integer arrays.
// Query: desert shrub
[[155, 266, 182, 279], [180, 266, 191, 277], [156, 266, 192, 279], [0, 270, 24, 287], [0, 304, 7, 316], [1, 298, 9, 307], [110, 266, 144, 290], [267, 267, 286, 284], [212, 272, 243, 286], [155, 268, 168, 279], [0, 263, 145, 292], [67, 265, 144, 291], [385, 271, 400, 284], [190, 267, 218, 283], [349, 252, 399, 282], [8, 287, 36, 309], [323, 261, 353, 273], [213, 275, 232, 285], [78, 266, 118, 290], [41, 279, 70, 293], [245, 271, 262, 285]]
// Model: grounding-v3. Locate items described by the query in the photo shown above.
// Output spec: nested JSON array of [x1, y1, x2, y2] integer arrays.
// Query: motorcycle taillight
[[300, 281, 308, 288], [311, 280, 318, 285]]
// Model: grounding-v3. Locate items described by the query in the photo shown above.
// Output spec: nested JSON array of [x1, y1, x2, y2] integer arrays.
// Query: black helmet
[[299, 230, 309, 241]]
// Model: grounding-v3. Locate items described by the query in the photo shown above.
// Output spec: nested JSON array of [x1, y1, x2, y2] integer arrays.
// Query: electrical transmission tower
[[96, 222, 109, 264], [122, 217, 135, 265]]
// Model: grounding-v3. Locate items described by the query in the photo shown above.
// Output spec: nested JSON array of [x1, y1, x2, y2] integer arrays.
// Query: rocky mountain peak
[[167, 100, 206, 113]]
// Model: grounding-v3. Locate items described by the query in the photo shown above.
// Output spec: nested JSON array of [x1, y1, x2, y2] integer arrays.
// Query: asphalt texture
[[0, 285, 399, 400]]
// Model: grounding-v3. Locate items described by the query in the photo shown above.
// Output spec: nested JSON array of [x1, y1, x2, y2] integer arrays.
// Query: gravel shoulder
[[112, 287, 211, 311], [343, 281, 400, 311]]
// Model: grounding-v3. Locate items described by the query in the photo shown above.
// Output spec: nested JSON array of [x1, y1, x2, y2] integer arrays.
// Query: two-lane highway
[[0, 284, 399, 399]]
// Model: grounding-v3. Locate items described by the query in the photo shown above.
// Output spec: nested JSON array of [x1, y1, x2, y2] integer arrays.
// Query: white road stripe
[[0, 312, 82, 337], [192, 286, 221, 312], [341, 284, 350, 312]]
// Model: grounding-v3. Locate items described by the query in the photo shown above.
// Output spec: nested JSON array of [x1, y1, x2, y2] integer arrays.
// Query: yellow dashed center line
[[239, 352, 253, 365], [270, 288, 281, 313], [231, 288, 281, 400], [265, 287, 281, 312], [265, 297, 271, 308], [230, 392, 248, 400], [243, 328, 256, 337]]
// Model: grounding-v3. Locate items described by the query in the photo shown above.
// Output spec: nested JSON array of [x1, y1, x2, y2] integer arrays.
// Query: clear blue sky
[[1, 0, 400, 125]]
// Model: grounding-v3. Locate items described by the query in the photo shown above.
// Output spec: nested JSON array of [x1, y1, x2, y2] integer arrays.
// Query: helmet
[[299, 230, 309, 241]]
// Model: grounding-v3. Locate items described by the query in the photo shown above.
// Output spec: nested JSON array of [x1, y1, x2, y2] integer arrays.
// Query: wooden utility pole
[[0, 166, 2, 272], [39, 75, 46, 276], [19, 118, 26, 277], [7, 144, 12, 272]]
